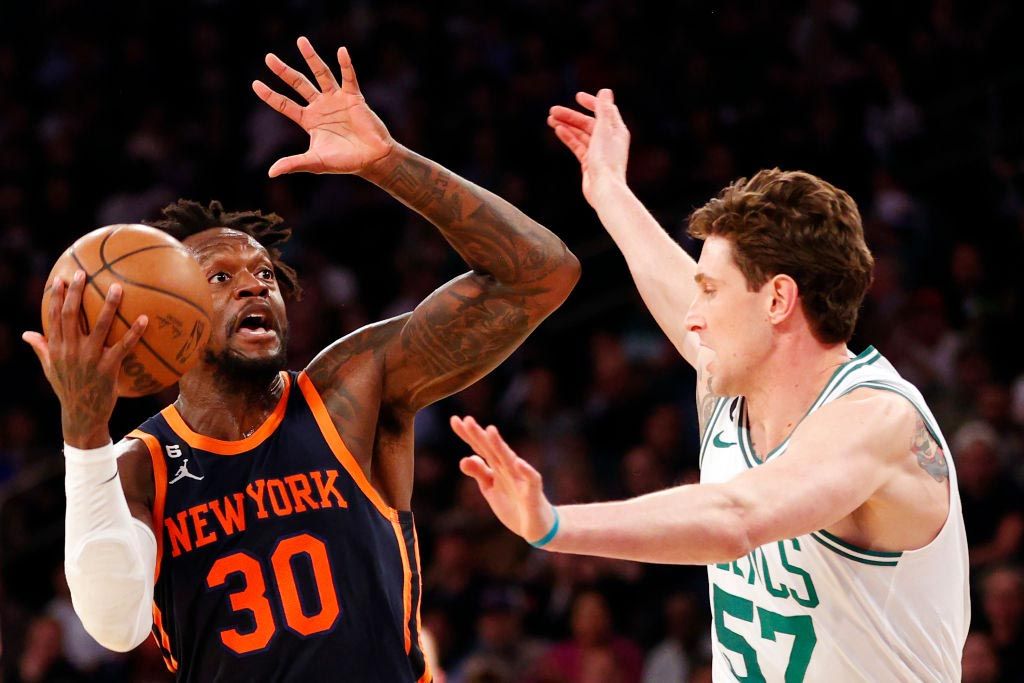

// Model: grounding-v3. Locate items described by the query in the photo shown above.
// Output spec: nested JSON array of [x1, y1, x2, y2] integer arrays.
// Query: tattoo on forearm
[[911, 416, 948, 483], [55, 361, 116, 440], [378, 151, 569, 286]]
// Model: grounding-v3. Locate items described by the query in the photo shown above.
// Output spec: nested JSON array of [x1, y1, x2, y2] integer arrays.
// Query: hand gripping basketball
[[22, 270, 148, 448]]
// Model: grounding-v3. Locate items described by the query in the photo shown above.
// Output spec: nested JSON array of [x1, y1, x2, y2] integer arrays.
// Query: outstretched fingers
[[575, 91, 598, 111], [451, 416, 514, 474], [336, 46, 361, 94], [265, 52, 320, 102], [549, 105, 596, 134], [459, 455, 495, 490], [252, 80, 305, 127], [297, 36, 339, 93], [552, 124, 590, 163]]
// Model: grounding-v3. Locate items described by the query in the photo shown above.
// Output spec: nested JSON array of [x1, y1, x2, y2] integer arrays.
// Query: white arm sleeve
[[64, 441, 157, 652]]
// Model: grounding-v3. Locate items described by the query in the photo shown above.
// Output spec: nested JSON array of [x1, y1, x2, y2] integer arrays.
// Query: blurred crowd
[[2, 1, 1023, 681]]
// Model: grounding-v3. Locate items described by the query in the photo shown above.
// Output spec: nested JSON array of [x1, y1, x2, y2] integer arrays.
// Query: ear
[[766, 274, 799, 326]]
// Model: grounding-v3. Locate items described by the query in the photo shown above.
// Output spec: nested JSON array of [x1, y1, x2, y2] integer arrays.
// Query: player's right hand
[[547, 88, 631, 207], [22, 270, 148, 449], [450, 415, 557, 544]]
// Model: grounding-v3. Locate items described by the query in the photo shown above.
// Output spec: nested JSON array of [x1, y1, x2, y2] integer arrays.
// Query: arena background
[[1, 1, 1022, 681]]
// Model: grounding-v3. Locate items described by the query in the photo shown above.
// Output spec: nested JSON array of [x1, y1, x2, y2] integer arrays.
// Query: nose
[[233, 271, 269, 299], [683, 296, 704, 334]]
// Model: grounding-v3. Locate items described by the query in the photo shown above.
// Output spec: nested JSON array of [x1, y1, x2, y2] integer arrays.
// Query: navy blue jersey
[[128, 371, 430, 682]]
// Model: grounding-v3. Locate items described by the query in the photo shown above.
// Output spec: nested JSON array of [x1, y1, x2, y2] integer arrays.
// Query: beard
[[205, 325, 290, 391]]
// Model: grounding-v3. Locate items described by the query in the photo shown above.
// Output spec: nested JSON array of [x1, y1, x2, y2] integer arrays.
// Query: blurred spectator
[[13, 615, 85, 683], [961, 632, 1001, 683], [953, 422, 1024, 569], [531, 589, 644, 683], [451, 584, 547, 683], [979, 566, 1024, 680], [641, 592, 706, 683]]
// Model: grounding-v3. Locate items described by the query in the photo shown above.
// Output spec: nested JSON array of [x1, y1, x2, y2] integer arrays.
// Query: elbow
[[80, 615, 150, 653], [711, 519, 755, 564], [708, 489, 757, 563], [544, 249, 582, 306]]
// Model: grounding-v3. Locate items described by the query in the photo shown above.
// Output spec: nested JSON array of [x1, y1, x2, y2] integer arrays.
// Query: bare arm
[[549, 90, 701, 366], [453, 390, 938, 565], [365, 146, 579, 410], [256, 38, 580, 413]]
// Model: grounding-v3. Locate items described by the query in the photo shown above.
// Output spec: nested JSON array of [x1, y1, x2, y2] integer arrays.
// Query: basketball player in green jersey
[[451, 89, 969, 681]]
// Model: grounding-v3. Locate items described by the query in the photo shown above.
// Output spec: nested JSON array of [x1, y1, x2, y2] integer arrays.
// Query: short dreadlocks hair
[[147, 199, 302, 300]]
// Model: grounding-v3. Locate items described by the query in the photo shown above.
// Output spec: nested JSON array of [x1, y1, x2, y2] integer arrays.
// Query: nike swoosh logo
[[713, 431, 737, 448]]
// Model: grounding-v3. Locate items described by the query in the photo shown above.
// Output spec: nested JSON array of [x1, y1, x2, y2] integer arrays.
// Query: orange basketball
[[41, 224, 213, 397]]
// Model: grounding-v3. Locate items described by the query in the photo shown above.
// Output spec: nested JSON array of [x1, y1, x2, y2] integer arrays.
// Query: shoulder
[[800, 387, 920, 463], [304, 314, 411, 393]]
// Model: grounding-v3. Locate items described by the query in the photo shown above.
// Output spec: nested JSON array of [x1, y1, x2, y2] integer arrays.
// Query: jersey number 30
[[206, 532, 340, 654]]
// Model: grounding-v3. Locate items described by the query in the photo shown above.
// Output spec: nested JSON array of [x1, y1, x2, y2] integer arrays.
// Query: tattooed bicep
[[384, 272, 536, 411], [911, 415, 949, 483]]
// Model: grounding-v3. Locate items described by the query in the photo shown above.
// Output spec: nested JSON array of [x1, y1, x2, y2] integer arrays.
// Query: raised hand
[[547, 89, 630, 206], [450, 416, 556, 544], [22, 271, 148, 449], [253, 36, 394, 177]]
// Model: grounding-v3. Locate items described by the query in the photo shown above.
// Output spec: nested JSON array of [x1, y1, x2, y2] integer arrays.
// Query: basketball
[[41, 224, 213, 397]]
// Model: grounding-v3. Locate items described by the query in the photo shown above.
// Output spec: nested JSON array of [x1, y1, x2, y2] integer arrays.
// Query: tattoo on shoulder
[[911, 416, 948, 483], [306, 320, 403, 427]]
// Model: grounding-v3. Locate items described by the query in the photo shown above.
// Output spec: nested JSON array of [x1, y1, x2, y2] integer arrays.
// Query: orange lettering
[[284, 473, 319, 513], [245, 479, 270, 519], [310, 470, 348, 509], [266, 479, 294, 517], [190, 503, 218, 548], [209, 493, 247, 536], [165, 511, 192, 558]]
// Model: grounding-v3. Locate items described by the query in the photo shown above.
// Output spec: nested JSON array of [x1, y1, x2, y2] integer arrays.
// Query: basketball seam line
[[98, 227, 212, 319], [69, 247, 182, 379]]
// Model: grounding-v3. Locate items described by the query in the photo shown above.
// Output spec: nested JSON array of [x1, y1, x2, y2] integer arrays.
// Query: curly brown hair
[[688, 169, 873, 344], [146, 199, 302, 301]]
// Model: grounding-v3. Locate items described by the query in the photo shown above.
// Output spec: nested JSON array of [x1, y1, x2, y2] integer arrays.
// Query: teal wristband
[[529, 506, 560, 548]]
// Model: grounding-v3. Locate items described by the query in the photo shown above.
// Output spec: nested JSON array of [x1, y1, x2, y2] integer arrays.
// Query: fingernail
[[74, 270, 85, 282]]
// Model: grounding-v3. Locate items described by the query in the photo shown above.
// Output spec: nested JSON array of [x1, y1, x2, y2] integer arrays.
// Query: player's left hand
[[450, 416, 556, 544], [253, 37, 394, 177]]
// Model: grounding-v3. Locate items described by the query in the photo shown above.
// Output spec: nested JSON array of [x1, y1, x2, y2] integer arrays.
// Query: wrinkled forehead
[[182, 228, 269, 262]]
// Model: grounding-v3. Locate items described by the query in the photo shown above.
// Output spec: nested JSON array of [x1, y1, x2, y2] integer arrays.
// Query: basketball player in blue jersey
[[21, 37, 579, 682], [449, 90, 970, 680]]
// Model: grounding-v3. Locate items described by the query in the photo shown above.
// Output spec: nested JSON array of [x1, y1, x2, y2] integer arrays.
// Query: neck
[[744, 336, 851, 455], [175, 364, 285, 441]]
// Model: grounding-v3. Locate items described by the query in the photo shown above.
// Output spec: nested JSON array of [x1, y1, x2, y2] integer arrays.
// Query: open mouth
[[234, 311, 278, 341]]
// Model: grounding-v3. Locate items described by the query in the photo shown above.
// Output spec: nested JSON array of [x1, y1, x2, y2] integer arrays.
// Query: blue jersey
[[129, 371, 430, 682]]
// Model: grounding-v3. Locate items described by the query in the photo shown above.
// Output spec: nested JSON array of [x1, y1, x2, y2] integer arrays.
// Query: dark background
[[1, 1, 1022, 681]]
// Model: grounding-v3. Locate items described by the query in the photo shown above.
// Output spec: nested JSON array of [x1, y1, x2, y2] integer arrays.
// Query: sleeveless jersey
[[699, 347, 969, 682], [128, 371, 431, 683]]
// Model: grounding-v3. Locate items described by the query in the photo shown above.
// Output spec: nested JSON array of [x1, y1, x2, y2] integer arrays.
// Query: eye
[[258, 267, 275, 281], [209, 272, 230, 284]]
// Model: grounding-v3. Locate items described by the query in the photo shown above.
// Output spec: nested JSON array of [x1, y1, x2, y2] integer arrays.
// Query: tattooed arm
[[258, 38, 579, 413], [363, 146, 579, 410]]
